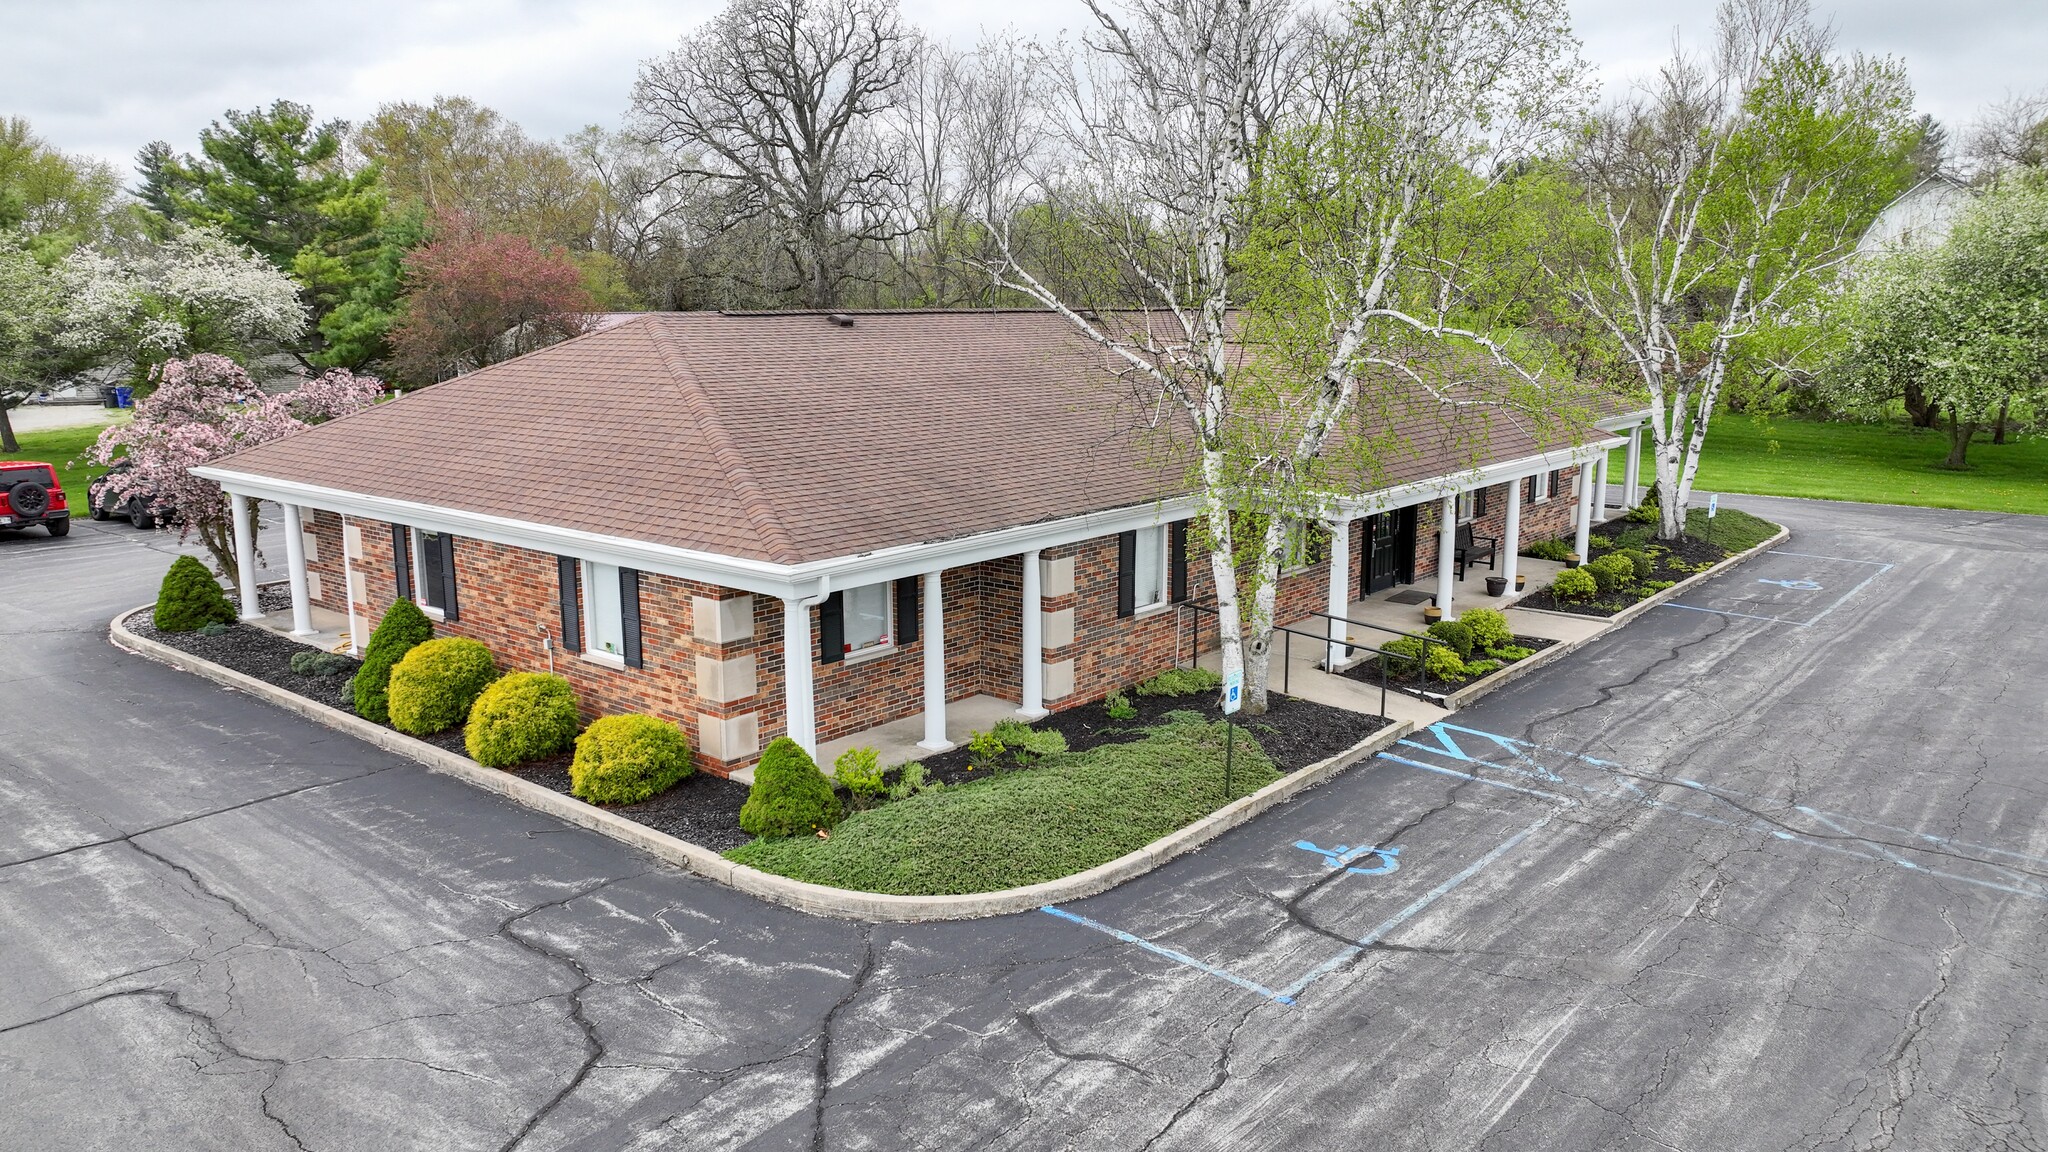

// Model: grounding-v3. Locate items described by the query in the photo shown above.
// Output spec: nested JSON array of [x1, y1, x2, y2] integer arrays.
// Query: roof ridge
[[639, 320, 803, 565]]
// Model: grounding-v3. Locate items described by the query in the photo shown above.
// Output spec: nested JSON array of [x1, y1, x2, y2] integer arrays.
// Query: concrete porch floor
[[245, 604, 354, 654], [773, 693, 1025, 786]]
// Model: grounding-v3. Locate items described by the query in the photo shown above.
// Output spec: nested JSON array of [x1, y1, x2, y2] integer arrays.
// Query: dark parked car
[[87, 459, 162, 528], [0, 461, 71, 537]]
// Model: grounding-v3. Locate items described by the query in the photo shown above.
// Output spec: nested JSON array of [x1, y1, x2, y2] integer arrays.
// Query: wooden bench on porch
[[1454, 522, 1498, 579]]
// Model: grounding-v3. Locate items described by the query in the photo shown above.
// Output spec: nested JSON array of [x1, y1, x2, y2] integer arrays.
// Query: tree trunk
[[1943, 407, 1976, 470], [1993, 395, 2011, 445], [1903, 380, 1940, 428], [0, 404, 17, 454]]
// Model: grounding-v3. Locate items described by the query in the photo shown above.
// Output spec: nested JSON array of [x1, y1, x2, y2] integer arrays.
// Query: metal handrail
[[1174, 599, 1453, 719]]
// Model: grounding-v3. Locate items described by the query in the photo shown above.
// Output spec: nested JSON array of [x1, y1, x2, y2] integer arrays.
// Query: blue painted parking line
[[1038, 905, 1300, 1006], [1661, 552, 1895, 627]]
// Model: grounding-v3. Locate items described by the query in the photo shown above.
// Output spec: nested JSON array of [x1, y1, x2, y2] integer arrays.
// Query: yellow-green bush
[[465, 672, 580, 767], [1460, 607, 1514, 650], [570, 714, 693, 805], [386, 637, 499, 736], [1550, 567, 1597, 601]]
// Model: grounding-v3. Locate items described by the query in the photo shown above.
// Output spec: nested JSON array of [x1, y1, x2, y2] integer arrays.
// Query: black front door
[[1362, 508, 1414, 594]]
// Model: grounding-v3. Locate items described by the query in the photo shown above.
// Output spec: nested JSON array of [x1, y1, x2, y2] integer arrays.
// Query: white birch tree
[[1562, 0, 1915, 540]]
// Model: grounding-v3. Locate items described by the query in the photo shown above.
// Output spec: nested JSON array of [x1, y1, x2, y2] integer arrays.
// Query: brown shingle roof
[[217, 311, 1620, 565]]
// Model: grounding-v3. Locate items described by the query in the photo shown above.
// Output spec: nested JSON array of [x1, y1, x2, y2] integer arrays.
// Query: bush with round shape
[[740, 736, 843, 838], [352, 599, 434, 724], [570, 714, 693, 805], [1460, 607, 1513, 650], [154, 555, 236, 632], [386, 637, 499, 736], [465, 672, 580, 768], [1422, 643, 1467, 682], [1550, 567, 1598, 601], [1378, 636, 1426, 675], [1586, 553, 1637, 593], [1426, 618, 1474, 659], [1618, 548, 1654, 583]]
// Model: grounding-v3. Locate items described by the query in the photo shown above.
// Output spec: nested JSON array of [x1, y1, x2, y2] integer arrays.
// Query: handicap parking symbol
[[1757, 578, 1822, 591], [1294, 841, 1402, 876]]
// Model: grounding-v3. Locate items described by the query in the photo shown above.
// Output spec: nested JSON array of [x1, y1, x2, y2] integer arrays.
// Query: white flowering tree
[[60, 224, 309, 387], [89, 354, 379, 583], [0, 231, 70, 451]]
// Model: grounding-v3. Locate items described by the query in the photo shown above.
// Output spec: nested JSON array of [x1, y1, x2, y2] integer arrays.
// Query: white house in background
[[1855, 174, 1975, 259]]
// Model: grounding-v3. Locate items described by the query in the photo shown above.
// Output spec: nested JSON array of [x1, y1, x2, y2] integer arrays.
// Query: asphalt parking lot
[[4, 495, 2046, 1151]]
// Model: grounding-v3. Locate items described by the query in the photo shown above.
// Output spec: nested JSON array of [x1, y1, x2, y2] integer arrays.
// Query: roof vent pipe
[[827, 313, 854, 328]]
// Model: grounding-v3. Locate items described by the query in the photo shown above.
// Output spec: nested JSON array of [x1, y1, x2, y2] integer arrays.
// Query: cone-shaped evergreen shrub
[[351, 600, 434, 724], [739, 736, 843, 839], [386, 637, 498, 736], [466, 672, 581, 767], [153, 555, 237, 632], [570, 714, 693, 804]]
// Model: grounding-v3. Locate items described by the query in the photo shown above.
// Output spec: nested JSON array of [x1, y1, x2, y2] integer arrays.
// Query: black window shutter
[[895, 578, 919, 646], [1552, 469, 1563, 497], [1476, 487, 1488, 517], [1116, 530, 1137, 618], [557, 557, 580, 653], [1524, 477, 1534, 504], [1169, 522, 1189, 602], [438, 534, 459, 622], [619, 567, 643, 669], [392, 524, 412, 600], [818, 591, 844, 664]]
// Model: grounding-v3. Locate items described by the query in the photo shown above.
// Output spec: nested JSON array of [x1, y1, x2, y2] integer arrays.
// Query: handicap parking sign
[[1223, 668, 1243, 715]]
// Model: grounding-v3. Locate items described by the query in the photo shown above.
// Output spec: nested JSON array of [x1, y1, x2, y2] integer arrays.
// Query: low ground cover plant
[[386, 637, 499, 736], [1136, 666, 1222, 697], [571, 713, 693, 805], [465, 672, 580, 768], [154, 555, 236, 632], [352, 600, 434, 724], [1522, 538, 1575, 562], [739, 736, 842, 837], [289, 650, 356, 679], [725, 716, 1280, 895]]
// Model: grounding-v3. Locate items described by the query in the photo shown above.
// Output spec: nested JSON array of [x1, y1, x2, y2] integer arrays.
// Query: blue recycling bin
[[112, 386, 134, 408]]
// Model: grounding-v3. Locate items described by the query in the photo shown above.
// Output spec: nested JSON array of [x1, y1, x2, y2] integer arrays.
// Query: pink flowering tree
[[90, 354, 380, 585]]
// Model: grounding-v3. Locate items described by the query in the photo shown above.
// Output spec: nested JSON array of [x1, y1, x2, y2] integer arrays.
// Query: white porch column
[[1595, 451, 1611, 516], [1623, 425, 1643, 508], [1502, 483, 1522, 596], [1573, 462, 1595, 561], [1018, 550, 1047, 719], [1436, 494, 1458, 620], [917, 570, 953, 751], [281, 503, 314, 636], [1326, 517, 1351, 667], [781, 597, 817, 757], [231, 493, 261, 621]]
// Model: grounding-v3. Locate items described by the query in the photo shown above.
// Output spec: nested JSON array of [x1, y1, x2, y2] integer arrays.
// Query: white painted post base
[[917, 570, 953, 752]]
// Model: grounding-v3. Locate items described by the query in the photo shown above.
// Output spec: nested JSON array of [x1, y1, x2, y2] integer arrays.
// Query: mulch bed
[[1516, 525, 1732, 618], [1340, 633, 1558, 698], [913, 687, 1391, 784], [129, 608, 753, 852]]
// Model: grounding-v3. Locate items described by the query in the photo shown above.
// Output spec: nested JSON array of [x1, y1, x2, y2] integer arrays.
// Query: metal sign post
[[1221, 668, 1243, 801], [1707, 492, 1719, 549]]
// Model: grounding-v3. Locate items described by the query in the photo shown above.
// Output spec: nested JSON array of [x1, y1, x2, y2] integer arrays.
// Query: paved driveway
[[4, 497, 2045, 1151]]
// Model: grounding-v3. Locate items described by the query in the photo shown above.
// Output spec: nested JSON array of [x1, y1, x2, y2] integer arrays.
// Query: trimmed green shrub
[[386, 637, 499, 736], [1618, 548, 1654, 582], [1586, 553, 1637, 593], [1104, 690, 1138, 721], [154, 555, 236, 632], [1427, 619, 1474, 659], [990, 718, 1068, 767], [1522, 538, 1574, 562], [1550, 567, 1598, 601], [739, 736, 842, 838], [966, 729, 1007, 771], [835, 747, 886, 810], [1378, 636, 1426, 675], [1488, 644, 1535, 662], [290, 650, 356, 678], [1464, 659, 1503, 678], [352, 599, 434, 724], [1627, 489, 1662, 524], [465, 672, 580, 768], [1135, 666, 1222, 697], [1460, 607, 1513, 650], [886, 762, 941, 802], [1422, 643, 1467, 682], [571, 713, 693, 805]]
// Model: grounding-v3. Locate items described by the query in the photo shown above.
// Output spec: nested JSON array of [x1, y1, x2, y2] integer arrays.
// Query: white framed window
[[843, 581, 894, 657], [583, 561, 627, 666], [414, 529, 449, 618], [1133, 525, 1168, 612], [1529, 471, 1559, 504], [1457, 491, 1477, 522], [1281, 522, 1329, 575]]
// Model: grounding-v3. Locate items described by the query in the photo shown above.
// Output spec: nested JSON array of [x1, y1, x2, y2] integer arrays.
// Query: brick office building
[[200, 311, 1649, 777]]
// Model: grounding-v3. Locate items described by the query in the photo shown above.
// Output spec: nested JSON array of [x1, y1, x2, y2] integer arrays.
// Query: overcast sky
[[4, 0, 2042, 178]]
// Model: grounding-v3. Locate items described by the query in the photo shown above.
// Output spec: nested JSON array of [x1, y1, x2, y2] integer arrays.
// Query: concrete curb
[[111, 607, 1414, 923], [1448, 525, 1793, 709]]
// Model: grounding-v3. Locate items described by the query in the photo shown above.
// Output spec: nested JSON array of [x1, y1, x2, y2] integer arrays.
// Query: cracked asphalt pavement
[[5, 495, 2046, 1150]]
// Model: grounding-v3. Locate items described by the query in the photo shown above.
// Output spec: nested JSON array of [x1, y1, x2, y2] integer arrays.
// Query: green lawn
[[6, 421, 119, 505], [1610, 416, 2048, 517]]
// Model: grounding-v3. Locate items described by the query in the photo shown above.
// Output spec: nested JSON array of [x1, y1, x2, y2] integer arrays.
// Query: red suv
[[0, 462, 71, 537]]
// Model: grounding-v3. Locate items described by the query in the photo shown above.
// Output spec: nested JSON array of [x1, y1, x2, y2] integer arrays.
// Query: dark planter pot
[[1422, 604, 1443, 624], [1485, 576, 1508, 597], [1564, 553, 1583, 568], [1515, 573, 1527, 591]]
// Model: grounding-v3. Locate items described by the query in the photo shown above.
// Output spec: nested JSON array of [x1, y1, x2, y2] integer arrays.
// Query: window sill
[[581, 650, 627, 671], [416, 601, 446, 621], [840, 643, 896, 667], [1133, 602, 1173, 620]]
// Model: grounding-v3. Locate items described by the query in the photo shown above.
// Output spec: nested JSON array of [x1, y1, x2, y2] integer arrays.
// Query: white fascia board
[[1325, 441, 1618, 520], [1593, 407, 1655, 432]]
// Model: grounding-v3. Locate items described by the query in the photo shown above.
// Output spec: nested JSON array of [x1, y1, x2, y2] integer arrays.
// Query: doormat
[[1385, 590, 1433, 605]]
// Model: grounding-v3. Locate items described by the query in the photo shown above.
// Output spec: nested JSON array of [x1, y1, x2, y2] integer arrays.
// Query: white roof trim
[[195, 422, 1635, 601]]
